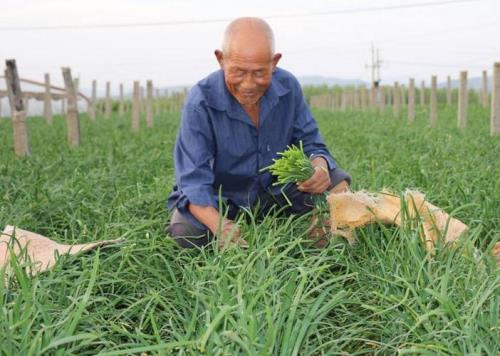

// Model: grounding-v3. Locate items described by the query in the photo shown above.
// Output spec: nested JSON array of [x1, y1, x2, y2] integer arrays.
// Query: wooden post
[[62, 67, 80, 147], [140, 86, 145, 115], [5, 59, 31, 157], [119, 83, 124, 117], [43, 73, 53, 125], [408, 78, 415, 123], [370, 86, 377, 110], [491, 62, 500, 135], [400, 85, 406, 108], [481, 70, 489, 108], [430, 75, 437, 126], [379, 87, 385, 112], [90, 80, 96, 121], [446, 76, 452, 107], [61, 98, 66, 116], [393, 82, 400, 118], [420, 80, 425, 107], [24, 98, 30, 117], [360, 87, 367, 111], [146, 80, 154, 128], [132, 81, 140, 132], [457, 71, 468, 129], [155, 88, 160, 115], [105, 81, 111, 119]]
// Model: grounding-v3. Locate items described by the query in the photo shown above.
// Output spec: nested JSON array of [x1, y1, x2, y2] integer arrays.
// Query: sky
[[1, 0, 499, 96]]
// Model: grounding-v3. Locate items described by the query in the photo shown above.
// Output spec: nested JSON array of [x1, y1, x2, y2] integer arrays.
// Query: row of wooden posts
[[2, 59, 186, 157], [310, 63, 500, 136]]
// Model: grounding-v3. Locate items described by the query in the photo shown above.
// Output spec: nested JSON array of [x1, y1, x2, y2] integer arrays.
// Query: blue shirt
[[167, 67, 338, 228]]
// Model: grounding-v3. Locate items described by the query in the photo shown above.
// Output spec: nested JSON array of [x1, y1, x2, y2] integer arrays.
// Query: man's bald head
[[222, 17, 275, 58], [215, 17, 281, 106]]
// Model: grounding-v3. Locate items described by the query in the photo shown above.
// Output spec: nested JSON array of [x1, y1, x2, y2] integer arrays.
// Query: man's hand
[[188, 204, 248, 249], [216, 219, 248, 249], [297, 157, 331, 194]]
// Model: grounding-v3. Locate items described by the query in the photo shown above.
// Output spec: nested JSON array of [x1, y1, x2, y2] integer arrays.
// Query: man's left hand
[[297, 157, 331, 194]]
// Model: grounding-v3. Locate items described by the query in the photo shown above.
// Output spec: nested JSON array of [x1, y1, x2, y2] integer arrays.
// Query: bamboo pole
[[132, 81, 140, 132], [5, 59, 31, 157], [62, 67, 80, 147], [458, 71, 468, 129], [43, 73, 53, 125], [491, 62, 500, 135]]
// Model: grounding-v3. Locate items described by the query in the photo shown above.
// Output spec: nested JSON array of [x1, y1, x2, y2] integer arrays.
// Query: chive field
[[1, 101, 499, 354]]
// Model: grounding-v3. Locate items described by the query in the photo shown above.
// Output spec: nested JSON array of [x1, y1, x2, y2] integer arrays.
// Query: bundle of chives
[[261, 141, 315, 185]]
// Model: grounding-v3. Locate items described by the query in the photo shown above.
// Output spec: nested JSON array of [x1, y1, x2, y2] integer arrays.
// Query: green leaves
[[261, 141, 315, 185]]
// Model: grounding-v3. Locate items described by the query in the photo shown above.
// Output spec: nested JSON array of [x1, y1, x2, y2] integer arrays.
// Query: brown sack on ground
[[328, 190, 500, 262], [0, 225, 122, 276]]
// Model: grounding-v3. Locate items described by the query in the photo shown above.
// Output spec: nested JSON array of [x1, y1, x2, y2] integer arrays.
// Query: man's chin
[[235, 95, 260, 106]]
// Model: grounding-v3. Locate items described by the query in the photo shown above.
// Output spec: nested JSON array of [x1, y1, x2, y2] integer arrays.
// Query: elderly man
[[166, 17, 350, 248]]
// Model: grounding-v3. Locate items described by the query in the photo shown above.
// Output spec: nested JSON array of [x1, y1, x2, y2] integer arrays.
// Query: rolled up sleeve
[[291, 83, 337, 170], [174, 104, 218, 213], [291, 82, 352, 185]]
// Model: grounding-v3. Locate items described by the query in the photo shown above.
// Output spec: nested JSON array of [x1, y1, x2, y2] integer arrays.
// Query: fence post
[[146, 80, 154, 128], [379, 87, 385, 112], [132, 81, 140, 132], [89, 80, 96, 121], [105, 81, 111, 119], [393, 82, 400, 118], [61, 98, 66, 116], [408, 78, 415, 123], [140, 86, 145, 115], [446, 75, 452, 107], [491, 62, 500, 135], [458, 70, 468, 129], [117, 83, 124, 117], [400, 85, 406, 108], [43, 73, 53, 125], [420, 80, 425, 107], [481, 70, 489, 108], [430, 75, 437, 126], [62, 67, 80, 147], [5, 59, 31, 157]]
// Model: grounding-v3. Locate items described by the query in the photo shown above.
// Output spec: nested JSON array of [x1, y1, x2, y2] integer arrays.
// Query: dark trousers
[[166, 168, 350, 248]]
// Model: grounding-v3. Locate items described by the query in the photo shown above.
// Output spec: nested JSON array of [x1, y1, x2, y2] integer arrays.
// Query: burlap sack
[[328, 190, 499, 262], [0, 225, 121, 276]]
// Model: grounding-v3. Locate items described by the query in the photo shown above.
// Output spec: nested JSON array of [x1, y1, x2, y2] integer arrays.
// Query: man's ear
[[214, 50, 224, 68], [271, 53, 282, 70]]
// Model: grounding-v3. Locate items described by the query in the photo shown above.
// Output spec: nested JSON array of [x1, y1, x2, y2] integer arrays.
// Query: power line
[[387, 60, 486, 69], [0, 0, 478, 31]]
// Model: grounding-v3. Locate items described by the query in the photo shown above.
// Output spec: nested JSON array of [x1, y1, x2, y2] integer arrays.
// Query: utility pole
[[365, 44, 382, 88]]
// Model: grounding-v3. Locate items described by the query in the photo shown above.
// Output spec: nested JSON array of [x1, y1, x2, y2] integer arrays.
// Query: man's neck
[[242, 103, 260, 128]]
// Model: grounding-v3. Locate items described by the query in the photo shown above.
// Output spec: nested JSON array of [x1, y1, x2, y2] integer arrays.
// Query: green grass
[[0, 102, 499, 355]]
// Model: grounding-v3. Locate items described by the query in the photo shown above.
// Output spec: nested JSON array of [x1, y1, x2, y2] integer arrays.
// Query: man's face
[[216, 49, 281, 106]]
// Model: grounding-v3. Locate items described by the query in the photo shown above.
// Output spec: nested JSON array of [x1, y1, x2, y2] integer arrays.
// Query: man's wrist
[[311, 156, 329, 169]]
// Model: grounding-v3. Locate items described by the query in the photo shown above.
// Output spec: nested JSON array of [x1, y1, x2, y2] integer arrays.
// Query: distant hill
[[298, 76, 367, 87], [438, 76, 492, 92]]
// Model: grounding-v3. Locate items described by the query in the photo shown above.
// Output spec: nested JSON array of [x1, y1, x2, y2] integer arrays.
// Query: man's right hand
[[188, 203, 248, 249], [216, 219, 248, 249]]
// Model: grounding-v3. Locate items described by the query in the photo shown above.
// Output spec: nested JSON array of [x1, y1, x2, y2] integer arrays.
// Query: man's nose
[[241, 73, 257, 88]]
